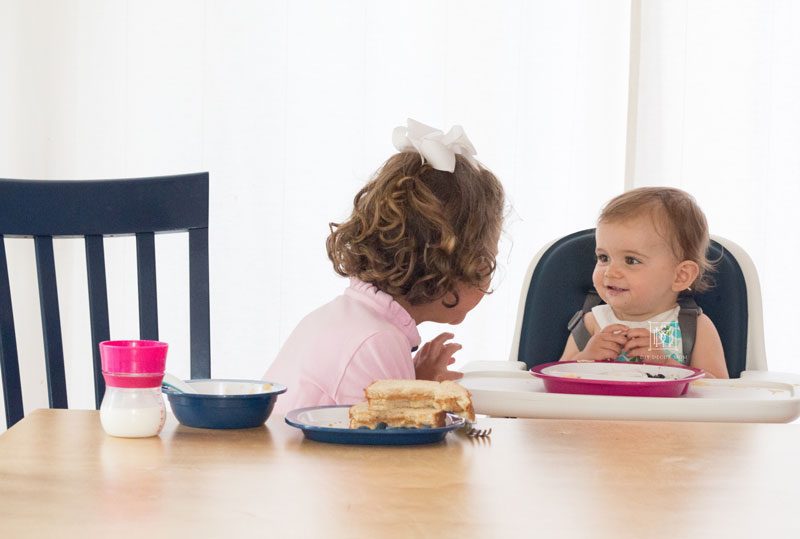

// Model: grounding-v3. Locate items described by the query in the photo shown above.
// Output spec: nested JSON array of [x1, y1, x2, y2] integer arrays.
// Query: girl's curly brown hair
[[327, 152, 505, 307]]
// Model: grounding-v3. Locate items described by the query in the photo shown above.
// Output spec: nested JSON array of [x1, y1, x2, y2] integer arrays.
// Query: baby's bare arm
[[560, 312, 597, 360], [560, 334, 581, 360], [690, 314, 728, 379]]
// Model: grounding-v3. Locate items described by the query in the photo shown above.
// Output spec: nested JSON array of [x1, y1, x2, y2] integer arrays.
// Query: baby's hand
[[414, 332, 463, 381], [574, 324, 629, 361]]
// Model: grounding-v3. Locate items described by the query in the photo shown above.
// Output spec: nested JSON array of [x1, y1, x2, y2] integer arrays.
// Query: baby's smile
[[604, 285, 629, 295]]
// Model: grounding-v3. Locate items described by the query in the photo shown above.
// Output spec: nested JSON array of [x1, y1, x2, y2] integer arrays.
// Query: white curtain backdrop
[[0, 0, 796, 429], [632, 0, 800, 376]]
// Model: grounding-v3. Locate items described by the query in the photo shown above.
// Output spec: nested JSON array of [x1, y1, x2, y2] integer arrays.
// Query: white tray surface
[[459, 373, 800, 423]]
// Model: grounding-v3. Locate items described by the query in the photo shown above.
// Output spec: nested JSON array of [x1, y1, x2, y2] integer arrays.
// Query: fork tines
[[466, 426, 492, 437]]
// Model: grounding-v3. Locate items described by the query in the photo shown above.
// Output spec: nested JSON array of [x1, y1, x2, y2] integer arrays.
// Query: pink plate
[[530, 361, 705, 397]]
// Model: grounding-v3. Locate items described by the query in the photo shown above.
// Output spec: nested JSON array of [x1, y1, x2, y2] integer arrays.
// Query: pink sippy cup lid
[[100, 340, 168, 388]]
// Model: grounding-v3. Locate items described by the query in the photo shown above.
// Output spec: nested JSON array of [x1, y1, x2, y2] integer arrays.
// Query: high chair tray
[[459, 372, 800, 423]]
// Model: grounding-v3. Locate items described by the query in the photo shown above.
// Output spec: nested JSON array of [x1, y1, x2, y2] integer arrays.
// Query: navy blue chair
[[508, 228, 766, 378], [0, 172, 211, 428]]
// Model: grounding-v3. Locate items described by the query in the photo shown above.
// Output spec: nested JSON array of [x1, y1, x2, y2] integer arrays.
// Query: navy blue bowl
[[163, 379, 287, 429]]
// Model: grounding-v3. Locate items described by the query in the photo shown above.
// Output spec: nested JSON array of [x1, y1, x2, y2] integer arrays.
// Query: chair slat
[[189, 228, 211, 378], [136, 232, 159, 341], [85, 235, 109, 408], [0, 173, 209, 237], [33, 236, 68, 409], [0, 237, 24, 427]]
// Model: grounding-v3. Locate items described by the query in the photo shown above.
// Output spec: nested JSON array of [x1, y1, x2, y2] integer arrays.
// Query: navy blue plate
[[285, 405, 465, 445]]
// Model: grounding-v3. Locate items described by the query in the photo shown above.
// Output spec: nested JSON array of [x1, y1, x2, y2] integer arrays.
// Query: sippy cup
[[99, 340, 168, 438]]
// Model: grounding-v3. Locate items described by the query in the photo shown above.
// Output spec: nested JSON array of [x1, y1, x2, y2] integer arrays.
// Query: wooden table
[[1, 409, 798, 538]]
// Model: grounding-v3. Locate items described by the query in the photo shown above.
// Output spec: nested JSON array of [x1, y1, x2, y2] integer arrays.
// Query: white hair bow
[[391, 118, 478, 173]]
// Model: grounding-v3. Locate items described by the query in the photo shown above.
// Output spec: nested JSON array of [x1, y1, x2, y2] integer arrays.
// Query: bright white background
[[0, 0, 797, 429]]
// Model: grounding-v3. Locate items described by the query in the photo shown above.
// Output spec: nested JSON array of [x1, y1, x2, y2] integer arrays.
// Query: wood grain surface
[[1, 409, 798, 538]]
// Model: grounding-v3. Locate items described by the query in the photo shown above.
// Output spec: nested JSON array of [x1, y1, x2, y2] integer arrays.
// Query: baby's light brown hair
[[599, 187, 714, 292], [327, 152, 504, 307]]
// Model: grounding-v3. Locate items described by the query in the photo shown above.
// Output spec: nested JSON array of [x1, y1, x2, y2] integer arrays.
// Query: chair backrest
[[0, 173, 211, 428], [509, 228, 766, 378]]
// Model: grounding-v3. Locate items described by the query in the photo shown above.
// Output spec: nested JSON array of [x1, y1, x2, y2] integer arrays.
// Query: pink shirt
[[264, 278, 420, 417]]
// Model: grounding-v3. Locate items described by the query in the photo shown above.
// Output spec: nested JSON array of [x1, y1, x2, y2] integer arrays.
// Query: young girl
[[560, 187, 729, 379], [265, 119, 505, 415]]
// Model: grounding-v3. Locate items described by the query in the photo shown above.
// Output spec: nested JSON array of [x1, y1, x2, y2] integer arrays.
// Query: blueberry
[[376, 422, 388, 430]]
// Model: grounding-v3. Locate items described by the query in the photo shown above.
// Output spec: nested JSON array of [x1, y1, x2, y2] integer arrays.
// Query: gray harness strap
[[676, 293, 702, 361], [567, 290, 603, 350], [568, 291, 702, 361]]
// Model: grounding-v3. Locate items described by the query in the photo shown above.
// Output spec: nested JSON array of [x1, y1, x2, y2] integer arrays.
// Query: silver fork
[[464, 424, 492, 437]]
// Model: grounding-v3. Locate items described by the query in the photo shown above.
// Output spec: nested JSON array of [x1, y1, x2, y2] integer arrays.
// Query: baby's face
[[592, 215, 682, 321]]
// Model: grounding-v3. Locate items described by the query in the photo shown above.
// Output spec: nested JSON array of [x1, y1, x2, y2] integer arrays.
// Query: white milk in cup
[[99, 340, 168, 438]]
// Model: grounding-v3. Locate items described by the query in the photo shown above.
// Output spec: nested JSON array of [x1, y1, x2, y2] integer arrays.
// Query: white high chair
[[462, 229, 767, 377]]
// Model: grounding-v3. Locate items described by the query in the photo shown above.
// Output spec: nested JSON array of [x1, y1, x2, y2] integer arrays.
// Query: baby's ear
[[672, 260, 700, 292]]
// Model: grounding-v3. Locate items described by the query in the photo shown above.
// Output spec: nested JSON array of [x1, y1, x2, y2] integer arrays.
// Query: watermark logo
[[648, 322, 678, 351]]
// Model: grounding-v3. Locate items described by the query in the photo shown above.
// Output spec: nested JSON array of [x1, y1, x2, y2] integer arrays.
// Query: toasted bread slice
[[364, 379, 475, 422], [364, 380, 440, 408], [348, 402, 446, 429], [435, 381, 475, 422]]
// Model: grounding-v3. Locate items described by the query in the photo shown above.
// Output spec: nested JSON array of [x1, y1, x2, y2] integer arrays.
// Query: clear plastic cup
[[99, 340, 168, 438]]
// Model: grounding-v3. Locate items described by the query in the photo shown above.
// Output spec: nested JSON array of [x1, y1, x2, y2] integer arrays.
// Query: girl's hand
[[414, 332, 463, 381], [573, 324, 629, 361], [622, 328, 685, 365]]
